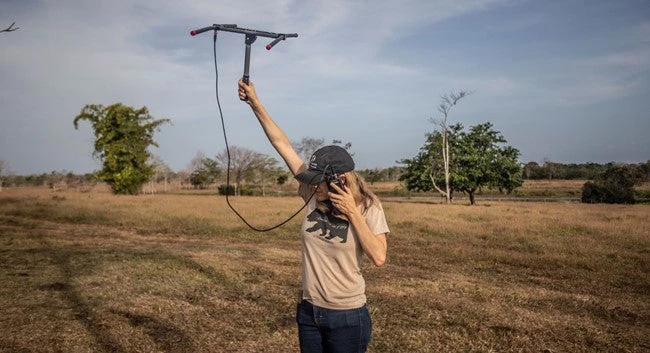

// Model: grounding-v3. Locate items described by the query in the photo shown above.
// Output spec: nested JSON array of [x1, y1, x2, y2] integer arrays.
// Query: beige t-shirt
[[299, 185, 390, 310]]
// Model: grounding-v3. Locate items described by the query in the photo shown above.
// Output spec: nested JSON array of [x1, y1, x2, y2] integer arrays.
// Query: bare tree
[[147, 155, 173, 193], [1, 22, 19, 33], [294, 137, 354, 163], [294, 137, 324, 162], [186, 151, 207, 174], [429, 90, 472, 204], [216, 146, 264, 196], [331, 139, 354, 156]]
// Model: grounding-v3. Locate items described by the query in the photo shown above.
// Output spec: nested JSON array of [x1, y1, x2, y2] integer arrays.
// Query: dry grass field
[[0, 186, 648, 352]]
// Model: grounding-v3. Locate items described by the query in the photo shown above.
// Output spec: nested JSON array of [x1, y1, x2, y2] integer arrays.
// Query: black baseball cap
[[295, 145, 355, 185]]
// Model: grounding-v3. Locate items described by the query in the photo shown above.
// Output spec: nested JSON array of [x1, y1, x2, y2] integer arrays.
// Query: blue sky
[[1, 0, 648, 175]]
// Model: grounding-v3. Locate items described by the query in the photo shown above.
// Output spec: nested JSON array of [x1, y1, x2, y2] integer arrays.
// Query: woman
[[238, 79, 389, 353]]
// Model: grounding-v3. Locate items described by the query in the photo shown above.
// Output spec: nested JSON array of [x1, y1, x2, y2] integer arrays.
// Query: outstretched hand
[[238, 79, 259, 105]]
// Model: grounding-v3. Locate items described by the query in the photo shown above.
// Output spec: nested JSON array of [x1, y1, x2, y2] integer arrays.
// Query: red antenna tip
[[266, 44, 272, 50], [190, 31, 197, 36]]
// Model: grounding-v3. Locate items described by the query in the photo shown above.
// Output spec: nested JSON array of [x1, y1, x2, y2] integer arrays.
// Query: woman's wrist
[[249, 98, 262, 110], [348, 208, 364, 224]]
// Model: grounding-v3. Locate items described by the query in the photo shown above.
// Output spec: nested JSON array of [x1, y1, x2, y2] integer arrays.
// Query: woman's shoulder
[[363, 199, 385, 217], [298, 182, 315, 201]]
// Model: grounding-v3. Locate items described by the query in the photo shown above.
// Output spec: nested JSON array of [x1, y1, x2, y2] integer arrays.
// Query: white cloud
[[586, 49, 650, 73], [552, 78, 640, 107], [537, 46, 650, 107]]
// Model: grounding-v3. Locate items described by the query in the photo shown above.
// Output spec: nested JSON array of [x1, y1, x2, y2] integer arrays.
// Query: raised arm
[[238, 79, 305, 176]]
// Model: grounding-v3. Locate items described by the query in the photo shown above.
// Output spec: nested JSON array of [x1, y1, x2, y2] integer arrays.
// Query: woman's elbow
[[373, 255, 386, 267]]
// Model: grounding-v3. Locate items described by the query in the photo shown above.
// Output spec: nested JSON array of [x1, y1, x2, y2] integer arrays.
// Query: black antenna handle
[[241, 34, 257, 101]]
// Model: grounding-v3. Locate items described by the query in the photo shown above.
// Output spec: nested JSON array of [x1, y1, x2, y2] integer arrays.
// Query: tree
[[187, 152, 207, 174], [1, 22, 19, 33], [400, 122, 522, 205], [189, 156, 220, 189], [542, 159, 560, 180], [364, 169, 382, 185], [294, 137, 353, 162], [294, 137, 325, 162], [398, 123, 462, 197], [331, 139, 354, 155], [430, 91, 472, 204], [398, 152, 435, 192], [150, 155, 173, 183], [452, 122, 523, 205], [246, 155, 284, 196], [216, 146, 267, 196], [183, 152, 206, 189], [73, 103, 170, 194], [523, 162, 542, 179], [146, 155, 173, 193]]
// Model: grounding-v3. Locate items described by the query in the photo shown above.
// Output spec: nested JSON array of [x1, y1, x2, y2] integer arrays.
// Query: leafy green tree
[[189, 157, 220, 189], [400, 122, 522, 205], [247, 155, 284, 196], [398, 152, 434, 192], [399, 123, 463, 196], [73, 103, 170, 194], [452, 122, 523, 204]]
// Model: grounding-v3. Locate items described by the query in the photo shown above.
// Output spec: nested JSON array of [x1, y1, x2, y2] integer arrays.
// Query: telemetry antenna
[[190, 24, 298, 91]]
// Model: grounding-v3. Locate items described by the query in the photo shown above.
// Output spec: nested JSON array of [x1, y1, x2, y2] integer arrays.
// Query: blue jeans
[[296, 300, 372, 353]]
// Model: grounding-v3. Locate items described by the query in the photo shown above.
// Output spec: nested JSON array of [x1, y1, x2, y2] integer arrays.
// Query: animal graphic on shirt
[[305, 209, 349, 243]]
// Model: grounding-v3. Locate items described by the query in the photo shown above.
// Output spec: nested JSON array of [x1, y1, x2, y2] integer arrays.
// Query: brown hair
[[344, 171, 378, 212]]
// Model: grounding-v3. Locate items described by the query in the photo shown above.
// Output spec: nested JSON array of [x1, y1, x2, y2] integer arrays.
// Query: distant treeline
[[2, 161, 648, 188], [358, 161, 650, 183], [523, 161, 650, 181], [1, 171, 97, 189], [356, 167, 404, 183]]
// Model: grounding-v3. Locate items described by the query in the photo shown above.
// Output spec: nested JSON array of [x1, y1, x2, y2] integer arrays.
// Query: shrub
[[218, 184, 235, 196], [239, 187, 254, 196], [581, 165, 637, 204]]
